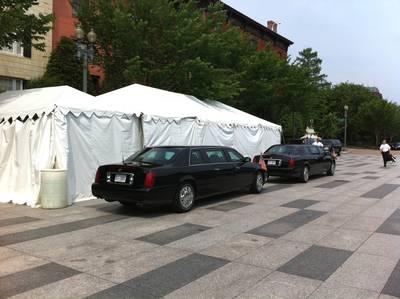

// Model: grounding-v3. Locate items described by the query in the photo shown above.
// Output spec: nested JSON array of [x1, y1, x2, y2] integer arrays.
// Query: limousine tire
[[327, 162, 335, 176], [250, 172, 264, 194], [173, 182, 195, 212], [300, 165, 309, 183]]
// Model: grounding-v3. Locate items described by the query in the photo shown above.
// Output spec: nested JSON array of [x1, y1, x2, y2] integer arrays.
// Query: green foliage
[[75, 0, 400, 146], [0, 0, 53, 51], [28, 37, 83, 90]]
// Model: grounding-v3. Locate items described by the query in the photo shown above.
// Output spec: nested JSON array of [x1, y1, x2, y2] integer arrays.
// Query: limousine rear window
[[127, 148, 184, 165]]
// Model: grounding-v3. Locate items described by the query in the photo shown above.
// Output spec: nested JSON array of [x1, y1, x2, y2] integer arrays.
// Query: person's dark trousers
[[382, 151, 389, 167]]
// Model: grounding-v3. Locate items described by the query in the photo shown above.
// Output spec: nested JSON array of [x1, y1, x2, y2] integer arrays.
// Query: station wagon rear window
[[265, 145, 305, 155]]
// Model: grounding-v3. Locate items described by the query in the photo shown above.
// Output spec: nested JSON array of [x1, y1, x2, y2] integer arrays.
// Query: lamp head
[[344, 105, 349, 111], [87, 29, 97, 43], [75, 24, 84, 40]]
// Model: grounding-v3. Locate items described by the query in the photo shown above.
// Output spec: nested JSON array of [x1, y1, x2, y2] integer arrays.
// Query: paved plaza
[[0, 153, 400, 298]]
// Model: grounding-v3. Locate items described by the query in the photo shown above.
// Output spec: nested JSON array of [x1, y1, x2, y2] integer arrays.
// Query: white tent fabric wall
[[97, 84, 281, 158], [0, 115, 55, 207], [66, 113, 142, 202]]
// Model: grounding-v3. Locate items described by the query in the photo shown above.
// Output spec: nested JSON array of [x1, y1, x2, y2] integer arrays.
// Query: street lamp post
[[75, 25, 97, 93], [344, 105, 349, 151]]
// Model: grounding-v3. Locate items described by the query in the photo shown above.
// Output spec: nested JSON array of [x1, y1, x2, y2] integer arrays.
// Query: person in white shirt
[[312, 137, 323, 147], [379, 139, 391, 167]]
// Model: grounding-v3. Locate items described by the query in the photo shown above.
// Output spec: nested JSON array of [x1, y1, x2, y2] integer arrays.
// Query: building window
[[1, 42, 24, 56], [0, 77, 24, 91]]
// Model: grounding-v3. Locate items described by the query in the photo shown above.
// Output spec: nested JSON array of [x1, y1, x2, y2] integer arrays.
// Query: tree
[[0, 0, 53, 51], [28, 37, 83, 90], [77, 0, 255, 101]]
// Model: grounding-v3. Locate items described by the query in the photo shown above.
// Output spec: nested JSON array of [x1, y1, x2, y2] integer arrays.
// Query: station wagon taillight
[[95, 168, 101, 183], [144, 171, 155, 188], [288, 159, 296, 168]]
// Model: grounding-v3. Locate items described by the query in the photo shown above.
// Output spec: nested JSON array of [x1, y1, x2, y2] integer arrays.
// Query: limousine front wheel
[[250, 172, 264, 194], [174, 182, 195, 212]]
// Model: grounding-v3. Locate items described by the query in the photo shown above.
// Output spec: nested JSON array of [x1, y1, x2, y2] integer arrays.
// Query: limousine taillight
[[144, 171, 156, 188], [288, 158, 296, 168], [95, 168, 101, 183]]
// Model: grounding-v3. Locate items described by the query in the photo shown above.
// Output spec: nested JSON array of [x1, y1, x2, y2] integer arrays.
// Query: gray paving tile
[[0, 214, 127, 246], [382, 260, 400, 298], [0, 262, 80, 299], [365, 171, 378, 174], [278, 245, 353, 281], [207, 200, 252, 212], [376, 209, 400, 236], [351, 163, 366, 168], [87, 253, 228, 298], [136, 223, 210, 245], [263, 183, 293, 193], [309, 281, 379, 299], [0, 216, 39, 227], [316, 180, 350, 189], [363, 176, 380, 180], [247, 210, 326, 238], [281, 199, 319, 209], [362, 184, 400, 199], [343, 172, 359, 175]]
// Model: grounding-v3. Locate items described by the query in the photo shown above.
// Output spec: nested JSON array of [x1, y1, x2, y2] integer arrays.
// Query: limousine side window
[[226, 149, 243, 162], [205, 149, 227, 163], [190, 150, 205, 165]]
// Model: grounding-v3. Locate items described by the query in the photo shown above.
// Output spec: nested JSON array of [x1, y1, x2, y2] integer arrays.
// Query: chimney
[[267, 20, 278, 33]]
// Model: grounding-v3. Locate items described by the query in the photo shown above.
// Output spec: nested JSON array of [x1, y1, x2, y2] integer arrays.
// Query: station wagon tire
[[250, 172, 264, 194], [173, 182, 195, 213], [300, 165, 309, 183], [327, 162, 335, 176]]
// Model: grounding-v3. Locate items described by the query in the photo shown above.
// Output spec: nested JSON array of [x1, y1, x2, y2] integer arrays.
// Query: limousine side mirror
[[243, 157, 251, 163]]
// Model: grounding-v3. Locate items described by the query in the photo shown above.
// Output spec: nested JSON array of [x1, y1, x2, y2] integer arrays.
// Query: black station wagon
[[254, 144, 335, 183], [92, 146, 266, 212]]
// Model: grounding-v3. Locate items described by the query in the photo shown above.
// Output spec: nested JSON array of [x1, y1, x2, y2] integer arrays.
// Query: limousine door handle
[[213, 168, 221, 171]]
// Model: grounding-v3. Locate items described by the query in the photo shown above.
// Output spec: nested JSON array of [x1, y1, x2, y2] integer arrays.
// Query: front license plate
[[267, 160, 276, 166], [114, 174, 127, 183]]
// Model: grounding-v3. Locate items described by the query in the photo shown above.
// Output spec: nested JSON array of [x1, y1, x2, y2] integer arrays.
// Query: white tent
[[0, 86, 98, 206], [0, 84, 280, 207]]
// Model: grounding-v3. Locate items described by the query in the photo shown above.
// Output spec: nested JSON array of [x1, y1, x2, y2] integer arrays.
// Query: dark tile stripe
[[0, 262, 80, 299], [376, 209, 400, 236], [136, 223, 210, 245], [263, 184, 292, 193], [0, 216, 39, 227], [382, 259, 400, 297], [86, 254, 228, 298], [342, 172, 359, 175], [247, 210, 326, 238], [363, 176, 380, 180], [361, 184, 400, 199], [316, 180, 350, 189], [208, 201, 252, 212], [281, 199, 319, 209], [0, 214, 127, 246], [277, 245, 353, 281]]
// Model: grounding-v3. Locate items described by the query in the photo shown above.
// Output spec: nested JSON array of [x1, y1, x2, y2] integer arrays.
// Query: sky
[[223, 0, 400, 103]]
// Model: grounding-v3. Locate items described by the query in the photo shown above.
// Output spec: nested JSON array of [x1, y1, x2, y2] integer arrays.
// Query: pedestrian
[[312, 137, 323, 147], [379, 139, 391, 167]]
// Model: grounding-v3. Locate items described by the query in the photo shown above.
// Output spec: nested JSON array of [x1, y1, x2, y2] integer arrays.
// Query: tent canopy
[[0, 85, 95, 120], [94, 84, 281, 130]]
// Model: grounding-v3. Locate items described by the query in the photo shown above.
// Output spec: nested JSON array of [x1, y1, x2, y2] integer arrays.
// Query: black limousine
[[92, 146, 266, 212], [253, 144, 335, 183]]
